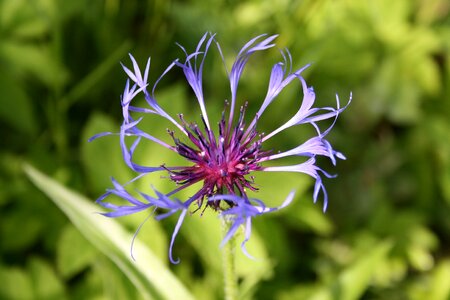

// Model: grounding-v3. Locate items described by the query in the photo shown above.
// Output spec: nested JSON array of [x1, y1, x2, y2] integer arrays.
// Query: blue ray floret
[[91, 33, 351, 263]]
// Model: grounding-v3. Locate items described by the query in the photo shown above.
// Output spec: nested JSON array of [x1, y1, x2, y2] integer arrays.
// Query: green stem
[[222, 218, 238, 300]]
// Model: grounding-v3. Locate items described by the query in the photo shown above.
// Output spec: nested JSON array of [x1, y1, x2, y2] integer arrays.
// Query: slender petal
[[175, 33, 216, 130], [262, 136, 345, 165], [121, 54, 150, 89], [228, 34, 278, 125], [263, 158, 335, 211]]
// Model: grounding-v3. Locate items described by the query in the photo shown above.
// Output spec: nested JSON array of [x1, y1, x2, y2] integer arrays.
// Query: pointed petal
[[169, 209, 188, 264]]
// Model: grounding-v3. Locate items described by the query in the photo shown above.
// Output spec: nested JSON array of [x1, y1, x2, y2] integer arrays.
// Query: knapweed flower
[[91, 33, 350, 263]]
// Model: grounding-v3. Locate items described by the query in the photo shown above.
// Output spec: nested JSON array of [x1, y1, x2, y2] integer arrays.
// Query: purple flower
[[91, 33, 351, 263]]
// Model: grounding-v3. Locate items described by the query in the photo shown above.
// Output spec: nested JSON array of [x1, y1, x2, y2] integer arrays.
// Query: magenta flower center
[[167, 104, 269, 209]]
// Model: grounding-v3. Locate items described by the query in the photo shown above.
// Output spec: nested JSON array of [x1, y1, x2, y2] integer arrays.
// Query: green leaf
[[57, 224, 98, 279], [0, 73, 37, 135], [429, 260, 450, 300], [311, 240, 393, 300], [286, 198, 334, 236], [24, 163, 194, 300], [408, 259, 450, 300], [28, 257, 67, 300], [94, 256, 143, 300], [0, 0, 49, 39], [0, 199, 44, 252], [0, 265, 34, 300], [69, 268, 105, 300], [0, 41, 68, 87]]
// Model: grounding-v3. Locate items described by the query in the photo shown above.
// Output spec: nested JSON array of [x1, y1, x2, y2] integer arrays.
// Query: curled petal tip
[[280, 190, 296, 209], [240, 242, 257, 260], [88, 132, 114, 142], [169, 256, 181, 264]]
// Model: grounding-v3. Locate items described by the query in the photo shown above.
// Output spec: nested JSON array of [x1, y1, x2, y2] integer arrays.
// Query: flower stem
[[222, 218, 238, 300]]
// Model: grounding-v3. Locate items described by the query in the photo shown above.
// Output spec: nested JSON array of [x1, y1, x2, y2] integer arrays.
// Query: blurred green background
[[1, 0, 449, 299]]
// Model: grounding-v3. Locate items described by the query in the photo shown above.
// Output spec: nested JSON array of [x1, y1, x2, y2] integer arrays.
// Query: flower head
[[91, 33, 351, 263]]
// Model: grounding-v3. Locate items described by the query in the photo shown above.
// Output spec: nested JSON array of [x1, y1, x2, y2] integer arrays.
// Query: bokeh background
[[1, 0, 449, 299]]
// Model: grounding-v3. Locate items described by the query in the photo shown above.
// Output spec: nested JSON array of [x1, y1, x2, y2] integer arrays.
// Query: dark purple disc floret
[[167, 103, 269, 211]]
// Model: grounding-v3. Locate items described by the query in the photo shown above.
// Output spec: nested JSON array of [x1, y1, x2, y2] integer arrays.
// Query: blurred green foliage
[[1, 0, 449, 299]]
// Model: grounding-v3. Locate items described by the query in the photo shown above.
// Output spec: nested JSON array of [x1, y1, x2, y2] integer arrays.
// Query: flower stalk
[[222, 217, 238, 300]]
